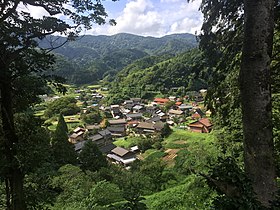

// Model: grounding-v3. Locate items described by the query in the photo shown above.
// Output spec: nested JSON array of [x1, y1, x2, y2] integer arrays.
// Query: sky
[[93, 0, 203, 37], [24, 0, 203, 37]]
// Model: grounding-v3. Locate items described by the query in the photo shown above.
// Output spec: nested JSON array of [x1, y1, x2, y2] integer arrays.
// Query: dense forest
[[45, 33, 197, 84], [1, 0, 280, 210], [106, 49, 208, 104]]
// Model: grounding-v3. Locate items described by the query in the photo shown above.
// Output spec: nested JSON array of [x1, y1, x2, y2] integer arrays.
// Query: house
[[124, 100, 134, 110], [124, 100, 133, 105], [168, 109, 184, 117], [108, 119, 127, 127], [145, 105, 158, 115], [74, 140, 86, 152], [154, 98, 169, 105], [136, 122, 156, 133], [69, 127, 86, 143], [73, 127, 86, 133], [86, 124, 100, 132], [107, 126, 126, 137], [157, 111, 169, 121], [110, 105, 122, 118], [154, 121, 165, 132], [98, 129, 112, 139], [88, 134, 102, 144], [125, 113, 143, 121], [78, 129, 114, 154], [132, 104, 145, 112], [168, 96, 176, 101], [107, 147, 136, 165], [175, 101, 182, 106], [189, 118, 212, 133], [147, 115, 161, 123], [126, 120, 140, 128], [178, 104, 193, 111]]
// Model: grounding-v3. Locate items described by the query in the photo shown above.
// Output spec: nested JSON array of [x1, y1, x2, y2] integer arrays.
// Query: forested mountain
[[43, 33, 197, 84], [106, 48, 208, 104]]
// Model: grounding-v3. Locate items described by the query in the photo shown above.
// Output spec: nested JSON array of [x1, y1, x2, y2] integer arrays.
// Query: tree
[[0, 1, 115, 209], [197, 0, 279, 207], [240, 0, 277, 206], [78, 140, 108, 172], [51, 113, 77, 167], [81, 109, 102, 125], [44, 97, 80, 118], [161, 123, 172, 138], [84, 180, 122, 209]]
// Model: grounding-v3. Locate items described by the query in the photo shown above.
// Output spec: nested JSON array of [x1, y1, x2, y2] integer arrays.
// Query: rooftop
[[108, 119, 127, 125], [111, 147, 130, 157]]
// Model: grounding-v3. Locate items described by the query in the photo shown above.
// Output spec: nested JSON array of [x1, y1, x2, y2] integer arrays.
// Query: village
[[41, 86, 213, 168]]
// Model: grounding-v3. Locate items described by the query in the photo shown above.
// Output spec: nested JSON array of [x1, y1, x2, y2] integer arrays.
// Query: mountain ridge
[[44, 33, 198, 84]]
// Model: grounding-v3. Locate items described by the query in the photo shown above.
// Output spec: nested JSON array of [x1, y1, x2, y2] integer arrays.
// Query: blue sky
[[93, 0, 203, 37], [24, 0, 203, 37]]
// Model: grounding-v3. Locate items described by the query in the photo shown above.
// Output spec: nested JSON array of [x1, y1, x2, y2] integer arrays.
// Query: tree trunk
[[0, 72, 26, 210], [240, 0, 277, 207]]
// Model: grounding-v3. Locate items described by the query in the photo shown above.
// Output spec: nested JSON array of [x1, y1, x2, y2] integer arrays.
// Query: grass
[[46, 115, 82, 131], [140, 149, 158, 159], [144, 174, 215, 210], [113, 138, 133, 148], [145, 151, 166, 161], [164, 128, 207, 149], [113, 136, 141, 148]]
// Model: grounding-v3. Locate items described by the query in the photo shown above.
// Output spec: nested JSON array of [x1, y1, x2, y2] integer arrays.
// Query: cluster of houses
[[66, 92, 212, 167]]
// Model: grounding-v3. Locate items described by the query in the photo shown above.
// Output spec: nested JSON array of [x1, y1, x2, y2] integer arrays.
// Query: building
[[107, 126, 126, 137], [108, 119, 127, 127], [125, 113, 143, 121], [168, 109, 184, 118], [189, 118, 212, 133], [69, 127, 86, 143], [107, 147, 136, 165], [136, 122, 156, 133], [154, 98, 169, 105]]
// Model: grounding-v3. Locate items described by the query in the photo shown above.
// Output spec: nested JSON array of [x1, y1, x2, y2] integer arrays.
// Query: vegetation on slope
[[106, 48, 209, 104], [44, 33, 198, 85]]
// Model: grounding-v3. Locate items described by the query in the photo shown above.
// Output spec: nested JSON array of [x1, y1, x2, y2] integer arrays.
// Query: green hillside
[[106, 48, 208, 104], [42, 33, 197, 84]]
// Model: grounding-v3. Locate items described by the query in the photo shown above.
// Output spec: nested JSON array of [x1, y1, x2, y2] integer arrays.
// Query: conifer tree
[[78, 140, 107, 172], [51, 113, 77, 167]]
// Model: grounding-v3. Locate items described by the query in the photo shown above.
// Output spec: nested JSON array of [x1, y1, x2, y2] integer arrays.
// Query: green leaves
[[44, 97, 80, 118], [78, 141, 108, 172]]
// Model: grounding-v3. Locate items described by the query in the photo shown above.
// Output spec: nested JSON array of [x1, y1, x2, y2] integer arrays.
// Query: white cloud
[[163, 0, 202, 35], [107, 0, 202, 36], [21, 0, 203, 37], [18, 3, 49, 18], [107, 0, 165, 36]]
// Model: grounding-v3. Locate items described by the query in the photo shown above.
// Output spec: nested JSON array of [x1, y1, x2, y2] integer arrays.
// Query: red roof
[[154, 98, 169, 103], [175, 101, 182, 106], [189, 121, 204, 128], [199, 118, 212, 127]]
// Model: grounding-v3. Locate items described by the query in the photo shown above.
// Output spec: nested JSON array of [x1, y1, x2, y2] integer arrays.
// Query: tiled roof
[[137, 122, 155, 130], [199, 118, 212, 127], [111, 147, 130, 157], [154, 98, 169, 103], [108, 119, 127, 124]]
